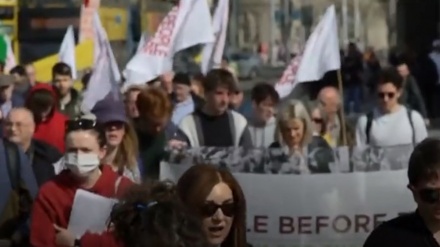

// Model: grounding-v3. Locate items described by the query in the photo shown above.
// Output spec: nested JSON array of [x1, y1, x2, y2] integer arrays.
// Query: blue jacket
[[0, 139, 38, 239]]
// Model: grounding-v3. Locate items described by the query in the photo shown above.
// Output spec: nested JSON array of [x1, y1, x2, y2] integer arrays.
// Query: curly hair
[[110, 181, 209, 247]]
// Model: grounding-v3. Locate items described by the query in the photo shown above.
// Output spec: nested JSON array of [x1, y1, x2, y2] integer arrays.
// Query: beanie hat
[[92, 93, 128, 124], [172, 72, 191, 86]]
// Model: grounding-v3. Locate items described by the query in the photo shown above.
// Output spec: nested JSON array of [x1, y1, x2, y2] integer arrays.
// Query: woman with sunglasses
[[30, 113, 133, 247], [177, 164, 250, 247], [111, 180, 209, 247], [92, 94, 141, 183]]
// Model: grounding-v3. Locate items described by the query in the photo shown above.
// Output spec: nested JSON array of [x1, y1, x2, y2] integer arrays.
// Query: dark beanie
[[92, 93, 128, 124], [173, 72, 191, 86]]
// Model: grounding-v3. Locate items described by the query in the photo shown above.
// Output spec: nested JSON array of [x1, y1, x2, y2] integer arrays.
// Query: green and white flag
[[0, 34, 16, 73]]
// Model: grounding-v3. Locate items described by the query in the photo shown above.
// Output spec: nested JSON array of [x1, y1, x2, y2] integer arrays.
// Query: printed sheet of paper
[[68, 189, 117, 238]]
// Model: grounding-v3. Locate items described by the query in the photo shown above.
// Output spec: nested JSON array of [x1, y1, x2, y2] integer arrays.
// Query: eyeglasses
[[66, 119, 97, 132], [419, 188, 440, 204], [200, 202, 236, 217], [377, 92, 395, 99]]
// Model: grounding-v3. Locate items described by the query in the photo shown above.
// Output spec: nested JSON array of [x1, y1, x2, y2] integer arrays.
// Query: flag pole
[[337, 69, 348, 146]]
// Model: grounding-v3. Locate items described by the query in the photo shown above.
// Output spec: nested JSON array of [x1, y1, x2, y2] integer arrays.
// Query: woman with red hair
[[177, 164, 250, 247]]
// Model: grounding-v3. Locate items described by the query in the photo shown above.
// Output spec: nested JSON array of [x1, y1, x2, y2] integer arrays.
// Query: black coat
[[29, 139, 62, 186]]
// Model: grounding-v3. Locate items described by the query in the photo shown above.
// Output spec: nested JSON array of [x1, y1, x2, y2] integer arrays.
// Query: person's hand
[[168, 139, 187, 150], [54, 224, 75, 247]]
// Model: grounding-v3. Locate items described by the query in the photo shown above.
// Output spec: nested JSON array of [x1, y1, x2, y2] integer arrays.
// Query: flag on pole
[[0, 35, 16, 73], [123, 0, 214, 90], [81, 12, 121, 113], [59, 25, 77, 79], [275, 5, 340, 98], [201, 0, 229, 74]]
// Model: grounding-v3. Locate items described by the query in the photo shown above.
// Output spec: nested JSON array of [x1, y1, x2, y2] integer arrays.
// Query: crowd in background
[[0, 39, 437, 246]]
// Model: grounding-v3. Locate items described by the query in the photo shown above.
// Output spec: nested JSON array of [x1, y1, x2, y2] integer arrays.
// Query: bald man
[[318, 87, 342, 147], [4, 107, 62, 186]]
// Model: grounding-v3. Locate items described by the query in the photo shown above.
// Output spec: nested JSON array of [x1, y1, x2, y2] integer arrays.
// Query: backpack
[[3, 139, 20, 190], [365, 108, 415, 145]]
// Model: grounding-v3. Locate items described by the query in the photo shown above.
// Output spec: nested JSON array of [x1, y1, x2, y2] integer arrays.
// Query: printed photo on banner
[[164, 144, 414, 174], [160, 163, 416, 247]]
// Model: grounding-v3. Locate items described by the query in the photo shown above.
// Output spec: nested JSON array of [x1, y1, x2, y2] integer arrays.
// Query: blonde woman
[[269, 100, 334, 174], [92, 94, 141, 183]]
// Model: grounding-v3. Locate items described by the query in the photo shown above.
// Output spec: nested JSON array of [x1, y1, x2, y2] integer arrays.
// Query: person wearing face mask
[[29, 114, 133, 247], [247, 83, 279, 147], [269, 100, 334, 174], [25, 83, 67, 153], [177, 164, 250, 247]]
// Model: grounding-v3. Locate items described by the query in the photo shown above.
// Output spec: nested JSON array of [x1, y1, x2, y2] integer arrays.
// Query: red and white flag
[[275, 5, 340, 99], [123, 0, 214, 90]]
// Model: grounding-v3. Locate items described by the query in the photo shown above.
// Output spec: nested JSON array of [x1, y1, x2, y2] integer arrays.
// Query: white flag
[[81, 12, 121, 113], [123, 0, 214, 89], [59, 25, 77, 79], [136, 33, 150, 53], [201, 0, 229, 74], [274, 5, 340, 98], [295, 5, 340, 82], [3, 35, 16, 73]]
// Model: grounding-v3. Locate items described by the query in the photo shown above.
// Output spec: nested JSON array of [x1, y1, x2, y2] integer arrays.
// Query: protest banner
[[160, 146, 416, 246]]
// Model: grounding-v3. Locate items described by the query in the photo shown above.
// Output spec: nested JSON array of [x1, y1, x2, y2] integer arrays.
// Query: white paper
[[68, 189, 117, 238]]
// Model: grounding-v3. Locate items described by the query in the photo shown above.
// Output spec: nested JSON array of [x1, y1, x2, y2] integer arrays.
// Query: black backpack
[[365, 108, 415, 145]]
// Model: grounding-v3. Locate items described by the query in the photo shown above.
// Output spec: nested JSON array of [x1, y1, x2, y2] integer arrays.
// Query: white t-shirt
[[355, 106, 428, 147]]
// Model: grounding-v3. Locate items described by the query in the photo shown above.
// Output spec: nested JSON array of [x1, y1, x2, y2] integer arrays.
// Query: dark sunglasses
[[419, 188, 440, 204], [378, 92, 395, 99], [66, 119, 97, 132], [312, 118, 323, 124], [104, 121, 125, 130], [200, 202, 236, 217]]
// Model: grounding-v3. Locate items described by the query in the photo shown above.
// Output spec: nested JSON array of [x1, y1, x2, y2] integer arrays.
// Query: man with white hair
[[317, 86, 343, 147], [4, 107, 62, 186]]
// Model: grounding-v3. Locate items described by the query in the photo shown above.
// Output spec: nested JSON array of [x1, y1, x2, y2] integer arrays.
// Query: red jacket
[[30, 165, 132, 247], [27, 84, 67, 153]]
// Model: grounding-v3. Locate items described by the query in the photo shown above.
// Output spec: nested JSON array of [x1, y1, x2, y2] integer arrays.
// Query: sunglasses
[[200, 202, 236, 217], [312, 118, 323, 124], [66, 119, 97, 132], [104, 121, 125, 130], [419, 188, 440, 204], [378, 92, 395, 99]]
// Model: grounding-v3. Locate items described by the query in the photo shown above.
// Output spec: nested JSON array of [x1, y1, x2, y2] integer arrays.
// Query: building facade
[[237, 0, 439, 57]]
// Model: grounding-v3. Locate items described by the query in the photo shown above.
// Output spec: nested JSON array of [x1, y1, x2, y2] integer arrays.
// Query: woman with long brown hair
[[177, 164, 248, 247], [92, 94, 141, 182]]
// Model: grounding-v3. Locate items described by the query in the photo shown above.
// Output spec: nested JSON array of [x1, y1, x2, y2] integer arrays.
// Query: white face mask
[[65, 153, 100, 176]]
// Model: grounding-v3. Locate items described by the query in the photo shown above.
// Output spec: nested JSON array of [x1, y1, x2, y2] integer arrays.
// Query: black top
[[197, 109, 233, 147], [364, 211, 440, 247], [30, 139, 62, 186]]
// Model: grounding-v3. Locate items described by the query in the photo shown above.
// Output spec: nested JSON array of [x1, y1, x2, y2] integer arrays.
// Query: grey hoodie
[[248, 116, 277, 148]]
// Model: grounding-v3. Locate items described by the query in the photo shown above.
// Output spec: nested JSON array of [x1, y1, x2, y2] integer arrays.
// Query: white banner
[[161, 164, 415, 247]]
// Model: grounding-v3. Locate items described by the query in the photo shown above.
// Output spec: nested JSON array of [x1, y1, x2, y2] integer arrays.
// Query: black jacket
[[28, 139, 62, 186], [364, 211, 439, 247]]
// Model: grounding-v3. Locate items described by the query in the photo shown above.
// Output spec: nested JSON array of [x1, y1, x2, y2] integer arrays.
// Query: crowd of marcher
[[0, 40, 438, 246]]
